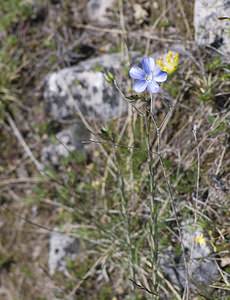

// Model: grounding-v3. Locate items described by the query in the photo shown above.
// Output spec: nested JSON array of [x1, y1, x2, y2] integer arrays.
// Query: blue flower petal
[[147, 81, 160, 94], [153, 66, 163, 75], [141, 57, 155, 74], [133, 80, 148, 93], [154, 70, 167, 83], [129, 66, 145, 80]]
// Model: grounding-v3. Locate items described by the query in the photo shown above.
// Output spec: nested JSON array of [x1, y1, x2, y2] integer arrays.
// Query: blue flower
[[129, 57, 167, 94]]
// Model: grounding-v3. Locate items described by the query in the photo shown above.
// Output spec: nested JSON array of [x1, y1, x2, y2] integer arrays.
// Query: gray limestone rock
[[49, 231, 80, 276], [41, 124, 89, 165], [160, 221, 219, 296], [44, 53, 127, 122], [181, 222, 219, 290], [194, 0, 230, 57], [87, 0, 115, 25], [43, 53, 129, 165]]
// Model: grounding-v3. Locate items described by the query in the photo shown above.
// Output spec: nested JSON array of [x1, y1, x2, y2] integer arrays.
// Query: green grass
[[0, 1, 33, 119], [0, 0, 32, 31]]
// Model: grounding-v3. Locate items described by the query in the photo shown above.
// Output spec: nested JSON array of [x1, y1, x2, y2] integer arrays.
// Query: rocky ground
[[0, 0, 229, 299]]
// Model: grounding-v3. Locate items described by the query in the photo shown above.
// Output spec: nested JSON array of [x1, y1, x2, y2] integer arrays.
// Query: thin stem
[[144, 95, 159, 299], [149, 96, 190, 300], [192, 124, 200, 224]]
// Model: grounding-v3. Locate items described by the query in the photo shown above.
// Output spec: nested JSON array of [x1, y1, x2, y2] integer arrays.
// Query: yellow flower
[[156, 51, 179, 75], [194, 233, 206, 246]]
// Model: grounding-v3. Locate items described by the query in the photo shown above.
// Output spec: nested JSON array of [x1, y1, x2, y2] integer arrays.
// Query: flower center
[[145, 73, 153, 82]]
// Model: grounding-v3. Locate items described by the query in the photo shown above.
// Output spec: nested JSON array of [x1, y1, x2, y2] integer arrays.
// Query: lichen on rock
[[194, 0, 230, 58]]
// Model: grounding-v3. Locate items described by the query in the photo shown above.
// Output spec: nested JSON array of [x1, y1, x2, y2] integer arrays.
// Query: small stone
[[194, 0, 230, 58], [182, 222, 219, 290], [133, 4, 148, 24], [87, 0, 115, 25], [42, 124, 89, 165], [160, 221, 219, 296], [49, 231, 80, 276]]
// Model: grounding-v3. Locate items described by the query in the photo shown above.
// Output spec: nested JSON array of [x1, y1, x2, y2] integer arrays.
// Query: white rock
[[160, 221, 219, 295], [42, 124, 88, 165], [87, 0, 115, 25], [182, 221, 219, 290], [44, 53, 127, 122], [42, 53, 141, 165], [49, 231, 80, 276], [194, 0, 230, 57]]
